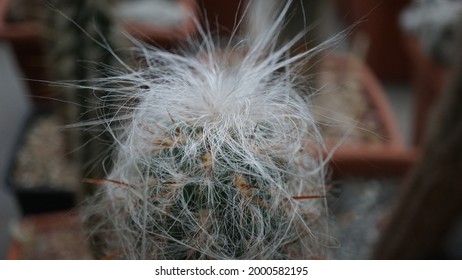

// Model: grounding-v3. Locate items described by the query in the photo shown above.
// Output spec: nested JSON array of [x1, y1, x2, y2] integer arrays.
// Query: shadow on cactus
[[82, 1, 339, 259]]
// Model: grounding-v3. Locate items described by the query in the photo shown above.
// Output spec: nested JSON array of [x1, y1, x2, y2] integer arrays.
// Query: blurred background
[[1, 0, 461, 259]]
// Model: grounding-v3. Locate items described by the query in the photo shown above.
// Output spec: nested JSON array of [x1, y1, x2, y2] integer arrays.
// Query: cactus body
[[84, 1, 332, 259], [46, 0, 122, 192]]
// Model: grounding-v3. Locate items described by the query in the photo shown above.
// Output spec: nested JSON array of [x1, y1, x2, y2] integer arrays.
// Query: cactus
[[83, 1, 334, 259], [45, 0, 123, 195], [401, 0, 462, 66]]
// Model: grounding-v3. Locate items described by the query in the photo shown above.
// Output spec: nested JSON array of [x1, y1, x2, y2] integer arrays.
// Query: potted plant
[[0, 0, 199, 108], [5, 111, 79, 215], [1, 0, 201, 216], [400, 0, 459, 145], [7, 210, 91, 259], [78, 1, 336, 259], [313, 49, 416, 178]]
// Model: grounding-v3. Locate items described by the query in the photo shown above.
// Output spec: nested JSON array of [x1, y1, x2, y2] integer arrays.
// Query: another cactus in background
[[45, 0, 122, 194], [401, 0, 462, 66], [83, 1, 335, 259]]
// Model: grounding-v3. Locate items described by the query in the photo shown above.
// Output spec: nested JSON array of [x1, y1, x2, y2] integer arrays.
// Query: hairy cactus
[[84, 1, 334, 259]]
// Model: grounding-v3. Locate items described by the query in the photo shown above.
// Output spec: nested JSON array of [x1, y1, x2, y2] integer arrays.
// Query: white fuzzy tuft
[[83, 0, 336, 259]]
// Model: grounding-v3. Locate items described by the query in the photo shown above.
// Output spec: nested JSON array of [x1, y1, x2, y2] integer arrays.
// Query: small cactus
[[45, 0, 123, 193], [84, 1, 333, 259]]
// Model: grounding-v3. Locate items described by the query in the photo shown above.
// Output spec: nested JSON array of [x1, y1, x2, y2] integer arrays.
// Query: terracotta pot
[[318, 54, 417, 178], [6, 211, 91, 260], [403, 34, 450, 146], [6, 241, 20, 260], [122, 0, 198, 47], [0, 0, 42, 40], [333, 0, 412, 82]]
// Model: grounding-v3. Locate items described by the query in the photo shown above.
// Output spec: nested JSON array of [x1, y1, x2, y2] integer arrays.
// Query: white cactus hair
[[83, 0, 338, 259]]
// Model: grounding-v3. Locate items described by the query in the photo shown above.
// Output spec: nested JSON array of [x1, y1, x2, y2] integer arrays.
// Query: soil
[[312, 57, 386, 145], [11, 113, 80, 191]]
